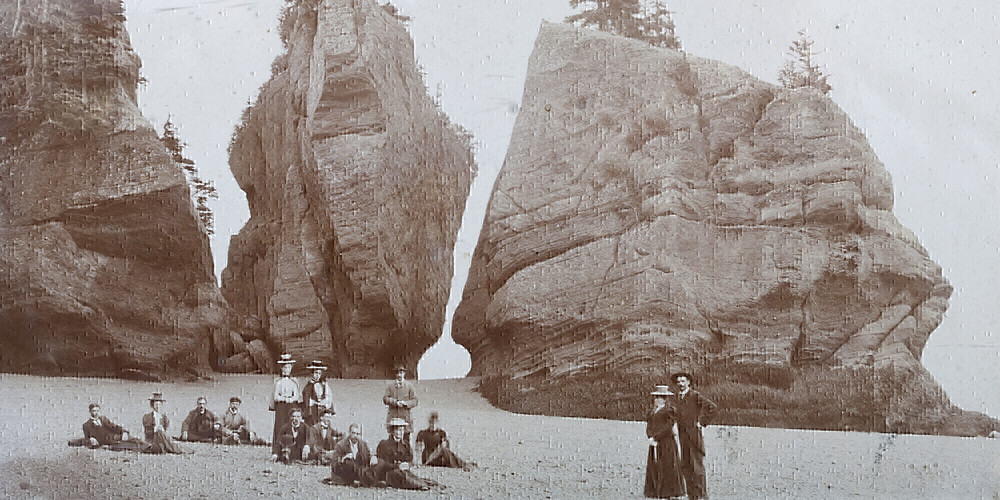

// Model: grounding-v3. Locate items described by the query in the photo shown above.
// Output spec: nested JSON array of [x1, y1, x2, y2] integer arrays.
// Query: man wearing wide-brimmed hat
[[644, 385, 684, 498], [382, 365, 418, 440], [270, 353, 301, 460], [372, 418, 432, 490], [302, 360, 334, 426], [671, 372, 717, 500]]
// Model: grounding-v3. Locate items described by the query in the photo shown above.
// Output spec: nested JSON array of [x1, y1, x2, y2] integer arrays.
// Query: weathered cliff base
[[455, 23, 994, 435], [221, 0, 473, 377], [0, 1, 222, 380]]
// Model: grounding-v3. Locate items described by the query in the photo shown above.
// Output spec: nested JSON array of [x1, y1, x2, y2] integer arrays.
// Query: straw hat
[[650, 385, 674, 397], [149, 392, 167, 402], [276, 353, 296, 364], [305, 360, 328, 371], [387, 418, 408, 428]]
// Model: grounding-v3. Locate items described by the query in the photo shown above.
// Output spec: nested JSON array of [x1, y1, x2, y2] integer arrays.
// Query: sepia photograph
[[1, 0, 998, 498]]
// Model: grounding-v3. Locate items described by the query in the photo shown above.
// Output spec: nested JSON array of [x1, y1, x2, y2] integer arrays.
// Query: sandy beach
[[1, 374, 997, 499]]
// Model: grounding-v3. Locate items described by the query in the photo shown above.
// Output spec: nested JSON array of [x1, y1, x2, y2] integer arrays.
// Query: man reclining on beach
[[68, 403, 147, 451]]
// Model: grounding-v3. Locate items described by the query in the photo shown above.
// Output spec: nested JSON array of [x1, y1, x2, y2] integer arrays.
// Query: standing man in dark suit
[[79, 403, 129, 448], [382, 365, 417, 441], [671, 372, 717, 500]]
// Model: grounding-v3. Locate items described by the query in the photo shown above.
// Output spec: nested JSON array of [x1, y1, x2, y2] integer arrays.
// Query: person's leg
[[688, 450, 708, 499]]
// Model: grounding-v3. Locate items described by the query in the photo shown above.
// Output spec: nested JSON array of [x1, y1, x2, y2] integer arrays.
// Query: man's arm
[[698, 392, 718, 425], [83, 421, 93, 439], [105, 417, 126, 435], [404, 384, 418, 408], [180, 411, 193, 433], [383, 385, 396, 407]]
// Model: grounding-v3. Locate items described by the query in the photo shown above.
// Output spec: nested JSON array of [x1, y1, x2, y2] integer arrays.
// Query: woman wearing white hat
[[644, 385, 684, 498], [270, 353, 301, 460], [301, 360, 333, 426]]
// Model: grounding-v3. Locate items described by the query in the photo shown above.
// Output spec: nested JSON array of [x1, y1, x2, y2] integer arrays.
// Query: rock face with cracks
[[222, 0, 473, 377], [454, 23, 953, 418], [0, 0, 222, 379]]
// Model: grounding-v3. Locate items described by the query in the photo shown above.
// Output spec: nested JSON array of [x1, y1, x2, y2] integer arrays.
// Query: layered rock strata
[[222, 0, 473, 377], [0, 0, 222, 379], [454, 23, 951, 397]]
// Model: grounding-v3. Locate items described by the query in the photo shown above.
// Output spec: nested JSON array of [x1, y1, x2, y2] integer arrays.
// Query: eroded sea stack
[[454, 23, 981, 433], [222, 0, 473, 377], [0, 0, 223, 379]]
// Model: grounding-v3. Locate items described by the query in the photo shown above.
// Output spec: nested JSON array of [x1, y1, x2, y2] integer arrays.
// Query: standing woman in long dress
[[645, 385, 684, 498], [270, 353, 301, 461], [142, 392, 188, 454]]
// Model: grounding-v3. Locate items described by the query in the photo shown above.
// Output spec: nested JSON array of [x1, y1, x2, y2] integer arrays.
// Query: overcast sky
[[124, 0, 998, 417]]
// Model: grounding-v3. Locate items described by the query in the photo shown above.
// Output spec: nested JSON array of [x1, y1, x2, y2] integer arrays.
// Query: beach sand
[[1, 374, 997, 499]]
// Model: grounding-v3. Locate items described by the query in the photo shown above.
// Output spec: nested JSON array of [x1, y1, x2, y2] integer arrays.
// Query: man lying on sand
[[68, 403, 130, 449], [180, 396, 217, 442]]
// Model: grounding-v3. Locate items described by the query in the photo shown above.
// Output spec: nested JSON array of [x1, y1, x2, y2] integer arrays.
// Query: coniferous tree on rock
[[566, 0, 680, 49], [160, 118, 218, 234], [778, 29, 832, 94]]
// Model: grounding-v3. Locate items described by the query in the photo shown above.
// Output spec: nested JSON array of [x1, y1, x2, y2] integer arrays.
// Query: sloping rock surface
[[0, 0, 221, 379], [222, 0, 472, 377], [454, 23, 951, 386]]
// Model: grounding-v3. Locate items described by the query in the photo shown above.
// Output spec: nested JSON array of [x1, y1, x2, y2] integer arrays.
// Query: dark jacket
[[674, 390, 717, 454], [308, 423, 343, 452], [376, 436, 413, 465], [83, 416, 126, 445], [181, 408, 217, 437], [332, 436, 372, 465]]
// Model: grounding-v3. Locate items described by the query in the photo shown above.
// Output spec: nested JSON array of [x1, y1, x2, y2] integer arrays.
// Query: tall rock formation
[[0, 0, 223, 379], [222, 0, 473, 377], [454, 23, 963, 431]]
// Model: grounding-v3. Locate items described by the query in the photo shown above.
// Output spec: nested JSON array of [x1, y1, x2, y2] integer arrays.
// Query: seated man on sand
[[277, 407, 314, 463], [69, 403, 130, 448], [308, 409, 344, 464], [372, 418, 433, 490], [415, 411, 471, 469], [218, 396, 253, 445], [326, 423, 378, 486], [180, 396, 218, 442]]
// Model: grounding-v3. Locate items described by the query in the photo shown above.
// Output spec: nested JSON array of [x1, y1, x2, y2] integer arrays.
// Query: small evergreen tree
[[566, 0, 680, 49], [161, 118, 218, 234], [778, 30, 832, 94]]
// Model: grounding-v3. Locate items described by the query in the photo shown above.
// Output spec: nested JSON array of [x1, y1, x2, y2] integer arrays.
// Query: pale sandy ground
[[1, 374, 998, 499]]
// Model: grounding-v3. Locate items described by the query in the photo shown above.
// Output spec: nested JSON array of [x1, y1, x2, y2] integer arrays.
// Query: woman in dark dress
[[645, 385, 684, 498], [414, 411, 469, 468]]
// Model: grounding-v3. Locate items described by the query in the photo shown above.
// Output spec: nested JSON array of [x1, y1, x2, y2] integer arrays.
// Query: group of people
[[645, 372, 718, 500], [69, 392, 262, 454], [69, 356, 718, 497], [268, 355, 470, 490]]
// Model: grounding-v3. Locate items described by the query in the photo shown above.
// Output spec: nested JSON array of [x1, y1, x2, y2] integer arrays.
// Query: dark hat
[[306, 360, 328, 371], [88, 403, 101, 411], [393, 364, 407, 373], [276, 353, 296, 364], [229, 396, 242, 404], [670, 372, 695, 384], [321, 408, 335, 416], [650, 385, 674, 397], [429, 411, 439, 420], [149, 392, 166, 402]]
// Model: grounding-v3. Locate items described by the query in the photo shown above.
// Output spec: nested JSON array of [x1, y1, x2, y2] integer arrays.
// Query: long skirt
[[271, 402, 293, 455], [644, 439, 684, 498], [424, 445, 467, 468], [147, 430, 188, 454]]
